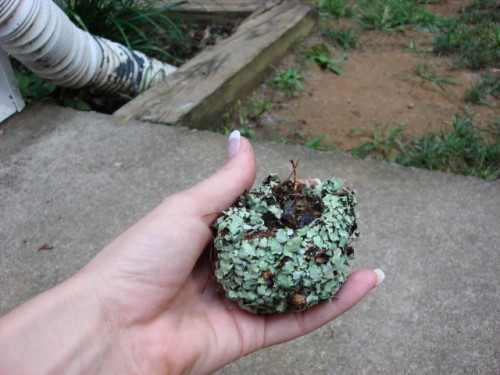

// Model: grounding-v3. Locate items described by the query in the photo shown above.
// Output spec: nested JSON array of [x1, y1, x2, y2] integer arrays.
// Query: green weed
[[302, 43, 345, 75], [245, 91, 272, 120], [239, 128, 259, 140], [318, 0, 354, 19], [14, 70, 91, 111], [396, 116, 500, 180], [464, 74, 500, 106], [356, 0, 444, 31], [220, 91, 271, 137], [267, 124, 292, 145], [304, 135, 337, 151], [279, 131, 337, 150], [15, 71, 57, 104], [320, 25, 360, 50], [414, 61, 459, 91], [351, 124, 406, 159], [433, 0, 500, 70], [352, 117, 499, 180], [272, 67, 306, 96]]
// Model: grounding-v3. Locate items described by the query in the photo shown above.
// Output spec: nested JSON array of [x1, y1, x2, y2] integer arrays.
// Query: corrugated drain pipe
[[0, 0, 177, 95]]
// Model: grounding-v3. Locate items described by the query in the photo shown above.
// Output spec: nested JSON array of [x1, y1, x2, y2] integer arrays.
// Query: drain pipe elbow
[[0, 0, 176, 95]]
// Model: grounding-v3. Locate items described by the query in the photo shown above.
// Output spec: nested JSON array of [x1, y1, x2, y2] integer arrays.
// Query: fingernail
[[312, 178, 322, 186], [228, 130, 241, 158], [373, 269, 385, 285]]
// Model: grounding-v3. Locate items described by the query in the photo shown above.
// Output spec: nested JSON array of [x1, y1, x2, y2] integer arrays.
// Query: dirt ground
[[242, 0, 498, 150]]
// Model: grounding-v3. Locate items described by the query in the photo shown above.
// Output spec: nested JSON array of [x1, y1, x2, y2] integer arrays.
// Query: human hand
[[0, 131, 384, 375]]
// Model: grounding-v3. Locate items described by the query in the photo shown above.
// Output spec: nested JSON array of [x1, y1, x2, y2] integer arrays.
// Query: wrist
[[0, 270, 126, 374]]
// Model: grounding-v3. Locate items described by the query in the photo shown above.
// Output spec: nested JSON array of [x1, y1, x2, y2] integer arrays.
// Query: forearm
[[0, 272, 123, 374]]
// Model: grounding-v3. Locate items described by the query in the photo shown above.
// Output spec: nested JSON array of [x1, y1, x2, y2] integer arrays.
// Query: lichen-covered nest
[[212, 173, 358, 314]]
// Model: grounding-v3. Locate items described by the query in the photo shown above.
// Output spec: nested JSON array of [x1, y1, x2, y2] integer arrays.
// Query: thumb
[[185, 130, 257, 224]]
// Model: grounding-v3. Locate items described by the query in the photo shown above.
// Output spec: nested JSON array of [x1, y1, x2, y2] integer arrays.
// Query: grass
[[352, 117, 500, 180], [217, 0, 498, 181], [224, 0, 499, 181], [245, 91, 272, 120], [318, 0, 355, 19], [220, 90, 272, 138], [317, 0, 448, 45], [320, 25, 360, 50], [433, 0, 500, 70], [396, 117, 500, 180], [414, 61, 459, 92], [351, 124, 406, 160], [464, 74, 500, 106], [355, 0, 445, 31], [273, 131, 337, 151], [60, 0, 189, 65]]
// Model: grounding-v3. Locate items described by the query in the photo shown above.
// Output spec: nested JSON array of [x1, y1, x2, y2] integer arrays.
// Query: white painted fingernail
[[373, 269, 385, 285], [227, 130, 241, 158], [312, 178, 322, 185]]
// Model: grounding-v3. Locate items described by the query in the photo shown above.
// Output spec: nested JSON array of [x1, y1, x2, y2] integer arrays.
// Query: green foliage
[[272, 67, 306, 96], [305, 135, 337, 150], [414, 61, 459, 91], [320, 25, 360, 50], [356, 0, 444, 31], [60, 0, 189, 64], [395, 117, 500, 180], [239, 128, 258, 140], [15, 70, 92, 111], [288, 132, 337, 151], [464, 73, 500, 106], [245, 91, 272, 120], [352, 117, 500, 180], [318, 0, 354, 19], [433, 0, 500, 70], [221, 91, 271, 138], [15, 71, 57, 104], [351, 124, 406, 159], [302, 43, 345, 75], [14, 68, 110, 111]]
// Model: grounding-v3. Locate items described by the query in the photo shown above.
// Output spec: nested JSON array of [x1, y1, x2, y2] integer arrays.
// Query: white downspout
[[0, 0, 177, 96]]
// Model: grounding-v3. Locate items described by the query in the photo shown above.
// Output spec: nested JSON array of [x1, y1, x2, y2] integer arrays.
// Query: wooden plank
[[156, 0, 283, 24], [158, 1, 277, 23], [115, 2, 317, 130], [159, 0, 268, 14]]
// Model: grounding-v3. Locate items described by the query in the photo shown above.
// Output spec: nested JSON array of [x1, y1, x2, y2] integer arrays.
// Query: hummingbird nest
[[212, 163, 358, 314]]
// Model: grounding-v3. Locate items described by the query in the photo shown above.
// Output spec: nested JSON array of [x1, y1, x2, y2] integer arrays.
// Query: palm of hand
[[84, 138, 378, 374]]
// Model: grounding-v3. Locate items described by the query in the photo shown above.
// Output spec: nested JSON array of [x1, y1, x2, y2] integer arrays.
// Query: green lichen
[[212, 174, 358, 314]]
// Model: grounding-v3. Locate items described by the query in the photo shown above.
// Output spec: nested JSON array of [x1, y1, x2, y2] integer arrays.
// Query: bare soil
[[243, 1, 498, 151]]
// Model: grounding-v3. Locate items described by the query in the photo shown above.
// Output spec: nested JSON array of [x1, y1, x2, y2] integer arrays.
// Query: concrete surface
[[1, 106, 499, 374]]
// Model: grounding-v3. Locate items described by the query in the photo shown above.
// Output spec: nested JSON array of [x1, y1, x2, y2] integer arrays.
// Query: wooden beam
[[115, 2, 317, 130], [158, 0, 268, 15], [157, 0, 272, 23]]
